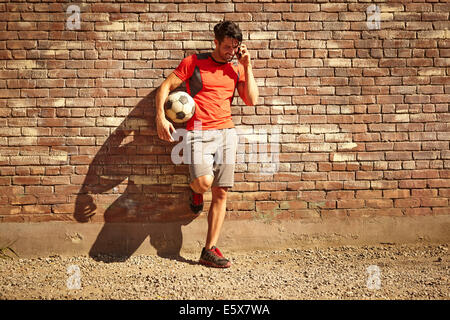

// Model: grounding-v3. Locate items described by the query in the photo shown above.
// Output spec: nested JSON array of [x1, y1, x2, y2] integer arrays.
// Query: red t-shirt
[[173, 53, 245, 131]]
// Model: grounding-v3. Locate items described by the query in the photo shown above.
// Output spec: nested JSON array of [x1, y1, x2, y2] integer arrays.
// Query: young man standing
[[155, 21, 259, 268]]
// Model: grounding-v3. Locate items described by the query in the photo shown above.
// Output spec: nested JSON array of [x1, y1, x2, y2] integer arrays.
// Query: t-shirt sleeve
[[173, 55, 196, 82]]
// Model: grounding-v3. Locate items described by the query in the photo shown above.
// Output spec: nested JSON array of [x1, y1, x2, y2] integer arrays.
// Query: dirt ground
[[0, 242, 448, 300]]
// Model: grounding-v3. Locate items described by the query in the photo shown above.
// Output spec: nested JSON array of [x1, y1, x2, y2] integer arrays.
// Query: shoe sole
[[199, 259, 231, 268]]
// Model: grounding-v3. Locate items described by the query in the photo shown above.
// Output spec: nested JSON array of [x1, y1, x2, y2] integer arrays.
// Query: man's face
[[214, 36, 240, 62]]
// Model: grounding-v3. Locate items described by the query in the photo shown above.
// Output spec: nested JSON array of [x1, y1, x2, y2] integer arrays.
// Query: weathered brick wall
[[0, 0, 449, 223]]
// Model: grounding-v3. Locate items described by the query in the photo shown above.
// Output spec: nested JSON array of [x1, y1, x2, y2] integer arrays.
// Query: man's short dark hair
[[213, 21, 242, 43]]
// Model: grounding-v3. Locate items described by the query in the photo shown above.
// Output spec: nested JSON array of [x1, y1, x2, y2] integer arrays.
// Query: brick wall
[[0, 0, 449, 223]]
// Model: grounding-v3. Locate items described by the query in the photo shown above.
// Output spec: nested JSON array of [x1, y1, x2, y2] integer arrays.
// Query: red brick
[[356, 190, 382, 199], [316, 181, 343, 191], [233, 182, 259, 192], [260, 182, 287, 191], [405, 208, 433, 216], [383, 189, 410, 199], [366, 199, 393, 209], [121, 3, 148, 13], [337, 199, 364, 209], [243, 192, 270, 201], [293, 4, 320, 12], [432, 207, 450, 215], [398, 180, 427, 189], [12, 176, 41, 185], [255, 201, 279, 212], [420, 198, 448, 207], [207, 3, 234, 13], [327, 191, 355, 200]]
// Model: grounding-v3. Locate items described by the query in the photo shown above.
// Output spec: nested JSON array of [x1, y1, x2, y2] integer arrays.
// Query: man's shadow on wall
[[73, 89, 197, 263]]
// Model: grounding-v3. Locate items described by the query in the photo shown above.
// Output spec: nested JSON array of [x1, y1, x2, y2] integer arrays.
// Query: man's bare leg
[[205, 186, 228, 250], [190, 176, 228, 250]]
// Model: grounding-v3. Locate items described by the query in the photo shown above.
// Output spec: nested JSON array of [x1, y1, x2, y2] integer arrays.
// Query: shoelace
[[211, 246, 224, 258]]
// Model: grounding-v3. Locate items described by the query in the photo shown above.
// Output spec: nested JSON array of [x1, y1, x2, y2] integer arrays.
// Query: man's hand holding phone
[[236, 44, 250, 67]]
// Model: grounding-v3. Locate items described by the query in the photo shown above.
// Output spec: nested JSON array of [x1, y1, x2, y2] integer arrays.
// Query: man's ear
[[213, 38, 219, 48]]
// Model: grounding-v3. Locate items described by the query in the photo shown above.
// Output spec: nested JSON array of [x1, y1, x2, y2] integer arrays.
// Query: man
[[155, 21, 259, 268]]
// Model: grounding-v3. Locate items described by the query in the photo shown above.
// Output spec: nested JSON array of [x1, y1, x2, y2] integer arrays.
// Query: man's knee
[[191, 175, 214, 194], [212, 186, 228, 202]]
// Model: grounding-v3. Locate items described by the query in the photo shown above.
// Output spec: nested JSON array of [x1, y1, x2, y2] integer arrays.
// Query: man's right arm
[[155, 72, 184, 142]]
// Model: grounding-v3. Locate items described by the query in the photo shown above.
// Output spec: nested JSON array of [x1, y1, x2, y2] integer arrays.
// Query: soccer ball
[[165, 91, 196, 124]]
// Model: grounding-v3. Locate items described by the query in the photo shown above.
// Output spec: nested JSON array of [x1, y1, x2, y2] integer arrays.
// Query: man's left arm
[[237, 44, 259, 106]]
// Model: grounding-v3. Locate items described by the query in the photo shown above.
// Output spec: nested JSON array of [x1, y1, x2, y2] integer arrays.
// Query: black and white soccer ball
[[165, 91, 196, 124]]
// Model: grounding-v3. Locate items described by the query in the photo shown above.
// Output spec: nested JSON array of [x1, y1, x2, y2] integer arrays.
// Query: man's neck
[[210, 50, 227, 64]]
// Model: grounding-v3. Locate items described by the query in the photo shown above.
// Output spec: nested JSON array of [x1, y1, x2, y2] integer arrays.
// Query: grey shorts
[[186, 128, 238, 188]]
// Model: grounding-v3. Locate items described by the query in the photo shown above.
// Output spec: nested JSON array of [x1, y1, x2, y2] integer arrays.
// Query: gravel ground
[[0, 243, 448, 300]]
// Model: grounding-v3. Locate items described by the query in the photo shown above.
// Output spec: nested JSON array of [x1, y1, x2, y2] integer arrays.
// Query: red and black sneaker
[[199, 246, 231, 268], [189, 188, 204, 214]]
